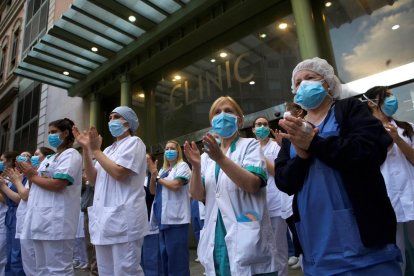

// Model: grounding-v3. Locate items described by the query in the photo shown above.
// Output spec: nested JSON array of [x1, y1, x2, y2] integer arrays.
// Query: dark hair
[[39, 147, 55, 157], [1, 151, 19, 168], [365, 86, 413, 140], [252, 116, 269, 128], [49, 118, 75, 147]]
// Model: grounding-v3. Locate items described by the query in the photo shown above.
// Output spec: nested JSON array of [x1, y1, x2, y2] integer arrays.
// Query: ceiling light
[[259, 33, 267, 38], [325, 2, 332, 7], [278, 23, 288, 30], [63, 71, 69, 75], [91, 47, 98, 52], [174, 75, 181, 80], [210, 58, 216, 63], [392, 24, 400, 30], [138, 93, 145, 98], [219, 52, 227, 58], [128, 16, 136, 22], [249, 80, 255, 85]]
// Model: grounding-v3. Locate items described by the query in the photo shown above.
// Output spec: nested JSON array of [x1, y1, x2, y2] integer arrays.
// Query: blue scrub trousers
[[142, 233, 163, 276], [191, 199, 204, 242], [5, 207, 24, 276], [159, 224, 190, 276], [333, 260, 401, 276]]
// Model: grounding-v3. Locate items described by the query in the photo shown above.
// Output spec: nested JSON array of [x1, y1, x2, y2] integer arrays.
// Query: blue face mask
[[108, 119, 128, 137], [255, 126, 270, 140], [31, 156, 40, 168], [164, 149, 178, 161], [48, 133, 63, 148], [0, 161, 4, 172], [211, 112, 238, 138], [381, 95, 398, 117], [16, 156, 29, 162], [294, 80, 327, 110]]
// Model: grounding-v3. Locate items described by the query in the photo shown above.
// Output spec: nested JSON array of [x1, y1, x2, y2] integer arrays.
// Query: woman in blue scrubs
[[275, 57, 401, 275]]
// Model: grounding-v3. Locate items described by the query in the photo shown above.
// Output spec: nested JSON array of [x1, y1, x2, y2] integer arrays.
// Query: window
[[23, 0, 49, 54], [13, 84, 41, 152], [0, 117, 10, 154], [0, 47, 6, 82], [10, 29, 19, 69]]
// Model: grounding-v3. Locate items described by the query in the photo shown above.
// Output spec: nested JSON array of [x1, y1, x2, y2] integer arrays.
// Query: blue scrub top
[[5, 181, 20, 229], [292, 106, 400, 275]]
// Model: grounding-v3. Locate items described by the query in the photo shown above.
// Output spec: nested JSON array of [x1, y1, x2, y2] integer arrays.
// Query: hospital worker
[[18, 118, 82, 276], [184, 96, 278, 276], [73, 106, 148, 276], [148, 140, 191, 276], [0, 192, 7, 276]]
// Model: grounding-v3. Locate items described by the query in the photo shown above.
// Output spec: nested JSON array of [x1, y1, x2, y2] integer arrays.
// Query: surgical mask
[[211, 112, 238, 138], [381, 95, 398, 117], [255, 126, 270, 140], [31, 156, 40, 168], [48, 133, 63, 148], [108, 119, 128, 137], [16, 156, 28, 163], [164, 150, 177, 161], [0, 161, 4, 172], [294, 80, 327, 110]]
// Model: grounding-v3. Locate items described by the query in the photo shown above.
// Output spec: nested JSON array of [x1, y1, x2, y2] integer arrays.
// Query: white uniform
[[15, 180, 36, 276], [88, 136, 148, 276], [380, 120, 414, 271], [21, 148, 82, 276], [0, 201, 7, 276], [261, 140, 290, 276], [198, 137, 278, 276]]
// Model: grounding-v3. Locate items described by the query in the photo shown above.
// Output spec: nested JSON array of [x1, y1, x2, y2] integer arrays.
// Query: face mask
[[211, 112, 238, 138], [48, 133, 63, 148], [16, 156, 28, 162], [108, 119, 128, 137], [255, 126, 270, 140], [164, 149, 177, 161], [31, 156, 40, 168], [381, 95, 398, 117], [294, 80, 327, 110], [0, 161, 4, 172]]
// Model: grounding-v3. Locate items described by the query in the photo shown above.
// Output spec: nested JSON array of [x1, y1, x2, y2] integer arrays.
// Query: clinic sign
[[168, 52, 254, 111]]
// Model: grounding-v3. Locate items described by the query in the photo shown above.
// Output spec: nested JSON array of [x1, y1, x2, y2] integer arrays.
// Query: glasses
[[255, 122, 268, 127]]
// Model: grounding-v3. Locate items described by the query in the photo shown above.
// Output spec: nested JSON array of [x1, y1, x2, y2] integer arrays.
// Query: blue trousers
[[159, 224, 190, 276], [142, 233, 163, 276], [191, 200, 204, 242], [5, 208, 24, 276]]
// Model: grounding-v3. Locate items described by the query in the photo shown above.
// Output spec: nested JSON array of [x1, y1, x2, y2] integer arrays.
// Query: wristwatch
[[156, 175, 161, 180]]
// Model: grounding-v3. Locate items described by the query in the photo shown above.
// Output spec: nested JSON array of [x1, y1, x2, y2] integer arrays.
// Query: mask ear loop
[[362, 94, 378, 106]]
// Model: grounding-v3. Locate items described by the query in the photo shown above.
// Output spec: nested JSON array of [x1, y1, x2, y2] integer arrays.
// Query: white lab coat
[[0, 201, 7, 276], [381, 120, 414, 222], [198, 137, 278, 276], [21, 148, 82, 240], [261, 140, 292, 219], [150, 161, 191, 226], [15, 180, 30, 239], [88, 136, 148, 245]]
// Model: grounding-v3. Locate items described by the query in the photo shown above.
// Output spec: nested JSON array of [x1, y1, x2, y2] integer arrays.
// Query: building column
[[291, 0, 320, 59], [142, 80, 157, 146], [120, 74, 132, 107], [89, 93, 101, 130]]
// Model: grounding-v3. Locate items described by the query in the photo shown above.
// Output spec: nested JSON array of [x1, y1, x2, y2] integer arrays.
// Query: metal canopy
[[14, 0, 190, 89]]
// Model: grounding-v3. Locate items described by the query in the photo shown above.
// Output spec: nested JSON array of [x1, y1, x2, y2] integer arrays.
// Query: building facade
[[2, 0, 413, 154]]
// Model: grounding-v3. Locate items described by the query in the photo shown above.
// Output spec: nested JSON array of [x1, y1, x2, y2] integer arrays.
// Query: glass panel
[[13, 130, 21, 152], [118, 0, 167, 23], [152, 15, 300, 141], [23, 93, 32, 123], [20, 125, 29, 152], [393, 82, 414, 123], [149, 0, 181, 14], [31, 84, 41, 118], [15, 99, 24, 129], [325, 0, 414, 83], [28, 120, 38, 152]]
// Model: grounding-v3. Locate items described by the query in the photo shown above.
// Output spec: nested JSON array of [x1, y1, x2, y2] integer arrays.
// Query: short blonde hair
[[162, 140, 184, 169], [209, 96, 244, 122]]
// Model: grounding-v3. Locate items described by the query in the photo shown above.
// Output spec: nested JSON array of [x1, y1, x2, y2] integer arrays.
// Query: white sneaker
[[195, 257, 200, 263], [288, 256, 298, 266], [75, 263, 89, 270], [291, 261, 301, 270]]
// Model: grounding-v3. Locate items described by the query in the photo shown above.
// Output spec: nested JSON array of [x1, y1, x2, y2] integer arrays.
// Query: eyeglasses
[[255, 122, 268, 127]]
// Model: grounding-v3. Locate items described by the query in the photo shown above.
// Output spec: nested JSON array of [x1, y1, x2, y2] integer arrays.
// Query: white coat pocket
[[165, 200, 185, 223], [100, 205, 128, 239], [31, 207, 63, 235], [229, 221, 269, 266]]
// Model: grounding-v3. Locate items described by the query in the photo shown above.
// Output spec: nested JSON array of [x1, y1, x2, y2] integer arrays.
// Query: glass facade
[[153, 15, 300, 141], [393, 82, 414, 123], [325, 0, 414, 83]]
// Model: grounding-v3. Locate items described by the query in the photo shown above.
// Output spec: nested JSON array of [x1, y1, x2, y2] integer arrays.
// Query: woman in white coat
[[73, 106, 148, 276], [18, 118, 82, 276], [147, 140, 191, 276], [363, 86, 414, 273], [184, 96, 278, 276]]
